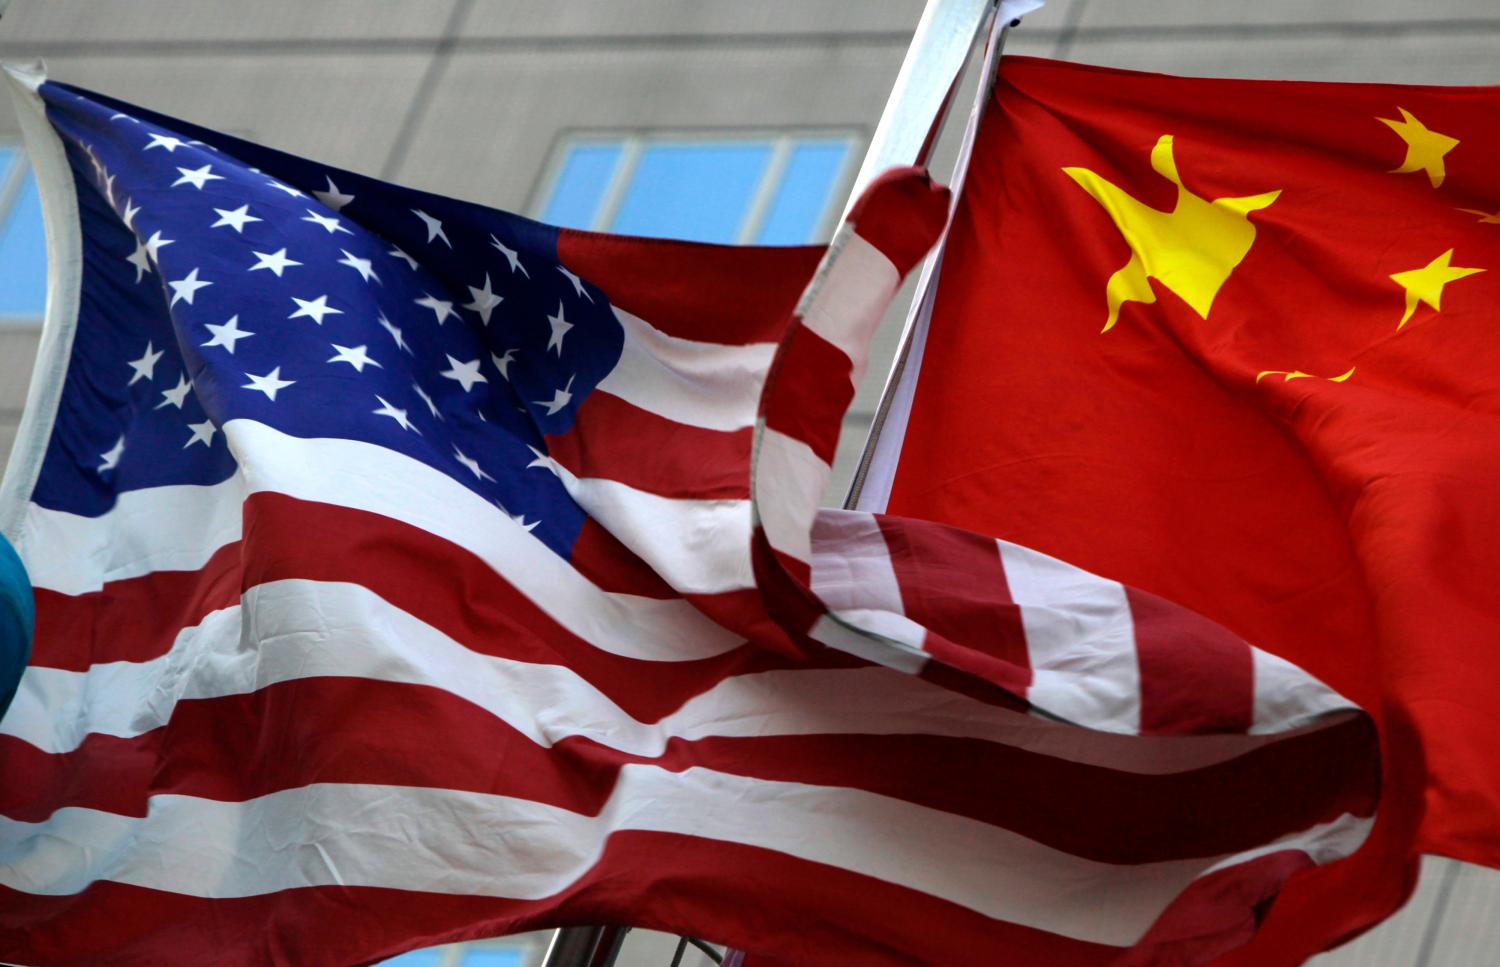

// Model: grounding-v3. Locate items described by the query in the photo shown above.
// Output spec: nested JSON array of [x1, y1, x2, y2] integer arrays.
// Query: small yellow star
[[1377, 108, 1459, 188], [1458, 207, 1500, 224], [1389, 248, 1484, 329]]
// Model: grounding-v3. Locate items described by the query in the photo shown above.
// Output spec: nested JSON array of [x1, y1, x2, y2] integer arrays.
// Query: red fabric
[[887, 56, 1500, 962]]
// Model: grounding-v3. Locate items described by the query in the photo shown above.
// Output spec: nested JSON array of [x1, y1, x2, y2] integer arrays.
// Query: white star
[[183, 420, 217, 449], [266, 179, 305, 197], [463, 273, 502, 324], [144, 230, 174, 265], [490, 234, 529, 277], [171, 164, 224, 190], [102, 171, 116, 206], [388, 246, 419, 270], [336, 249, 380, 284], [526, 445, 560, 474], [412, 381, 441, 419], [249, 247, 301, 277], [327, 343, 381, 372], [202, 314, 254, 353], [289, 295, 343, 325], [491, 348, 518, 380], [126, 341, 163, 385], [144, 132, 187, 152], [453, 446, 494, 482], [125, 239, 152, 282], [313, 176, 355, 212], [439, 354, 487, 392], [155, 373, 192, 409], [546, 301, 573, 354], [110, 112, 137, 123], [511, 513, 540, 533], [242, 366, 294, 401], [97, 435, 125, 473], [557, 265, 592, 301], [535, 375, 576, 416], [377, 312, 411, 354], [120, 198, 140, 230], [302, 209, 353, 235], [412, 209, 451, 246], [211, 204, 260, 232], [168, 267, 211, 307], [372, 395, 419, 433], [414, 293, 456, 324]]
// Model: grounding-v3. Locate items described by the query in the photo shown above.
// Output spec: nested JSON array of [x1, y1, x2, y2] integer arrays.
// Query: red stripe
[[546, 390, 751, 500], [760, 323, 852, 465], [0, 832, 1125, 967], [845, 167, 951, 275], [1128, 587, 1255, 735], [568, 516, 677, 599], [30, 539, 242, 670], [0, 673, 1375, 866], [877, 517, 1032, 683], [556, 231, 821, 345]]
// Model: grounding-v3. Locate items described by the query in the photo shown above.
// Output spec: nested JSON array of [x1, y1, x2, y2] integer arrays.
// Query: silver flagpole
[[545, 3, 1002, 965], [844, 1, 1030, 510]]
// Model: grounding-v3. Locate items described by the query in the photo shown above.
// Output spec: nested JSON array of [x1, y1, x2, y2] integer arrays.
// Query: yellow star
[[1064, 135, 1280, 333], [1389, 248, 1484, 329], [1457, 207, 1500, 224], [1377, 107, 1459, 188]]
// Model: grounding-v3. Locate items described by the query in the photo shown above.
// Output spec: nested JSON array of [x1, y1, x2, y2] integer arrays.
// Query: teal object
[[0, 533, 32, 721]]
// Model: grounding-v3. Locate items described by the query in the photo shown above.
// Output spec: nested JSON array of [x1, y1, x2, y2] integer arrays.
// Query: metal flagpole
[[543, 3, 1013, 964], [844, 1, 1032, 511]]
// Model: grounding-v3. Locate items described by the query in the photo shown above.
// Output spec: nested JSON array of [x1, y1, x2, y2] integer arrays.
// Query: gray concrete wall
[[1, 2, 1497, 965]]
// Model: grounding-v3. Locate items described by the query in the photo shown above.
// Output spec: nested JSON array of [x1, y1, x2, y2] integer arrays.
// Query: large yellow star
[[1458, 207, 1500, 224], [1064, 135, 1280, 333], [1389, 248, 1484, 329], [1378, 107, 1459, 188]]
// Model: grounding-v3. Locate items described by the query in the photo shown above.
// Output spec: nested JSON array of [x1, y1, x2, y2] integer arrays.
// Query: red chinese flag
[[881, 57, 1500, 962]]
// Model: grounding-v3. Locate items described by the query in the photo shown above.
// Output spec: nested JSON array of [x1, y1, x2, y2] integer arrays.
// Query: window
[[0, 145, 47, 325], [379, 937, 537, 966], [536, 132, 858, 246]]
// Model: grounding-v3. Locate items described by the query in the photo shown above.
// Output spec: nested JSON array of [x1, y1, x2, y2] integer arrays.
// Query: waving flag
[[866, 56, 1500, 963], [0, 64, 1376, 967]]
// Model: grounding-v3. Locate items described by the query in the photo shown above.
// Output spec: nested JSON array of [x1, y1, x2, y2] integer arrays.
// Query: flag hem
[[0, 61, 82, 544]]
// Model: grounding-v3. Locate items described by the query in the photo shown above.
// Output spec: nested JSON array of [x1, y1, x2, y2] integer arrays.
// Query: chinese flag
[[882, 57, 1500, 963]]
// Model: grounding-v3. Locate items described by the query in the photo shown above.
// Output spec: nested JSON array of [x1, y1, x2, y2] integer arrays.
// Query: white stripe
[[536, 450, 753, 595], [809, 508, 905, 614], [795, 229, 899, 387], [20, 479, 245, 594], [998, 539, 1143, 734], [594, 307, 775, 431], [0, 770, 1351, 945], [3, 577, 1324, 780], [808, 612, 929, 675], [0, 64, 85, 539], [1250, 646, 1356, 735], [753, 426, 828, 567]]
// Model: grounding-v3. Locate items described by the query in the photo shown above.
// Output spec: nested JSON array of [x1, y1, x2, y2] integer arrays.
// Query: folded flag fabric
[[0, 64, 1376, 967], [867, 55, 1500, 963]]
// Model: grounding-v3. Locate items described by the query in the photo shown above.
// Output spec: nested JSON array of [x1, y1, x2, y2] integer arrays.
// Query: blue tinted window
[[755, 139, 850, 245], [610, 141, 772, 243], [378, 948, 446, 967], [458, 949, 525, 967], [0, 162, 47, 319], [538, 141, 624, 231]]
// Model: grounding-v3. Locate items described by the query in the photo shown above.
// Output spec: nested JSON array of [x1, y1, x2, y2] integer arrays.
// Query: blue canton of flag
[[38, 79, 622, 555]]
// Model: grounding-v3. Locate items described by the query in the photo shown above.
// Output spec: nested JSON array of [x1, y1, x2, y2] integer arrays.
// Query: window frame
[[0, 144, 44, 329], [530, 127, 862, 246]]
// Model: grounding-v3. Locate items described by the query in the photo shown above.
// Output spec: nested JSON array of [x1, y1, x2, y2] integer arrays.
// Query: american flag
[[0, 66, 1380, 967]]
